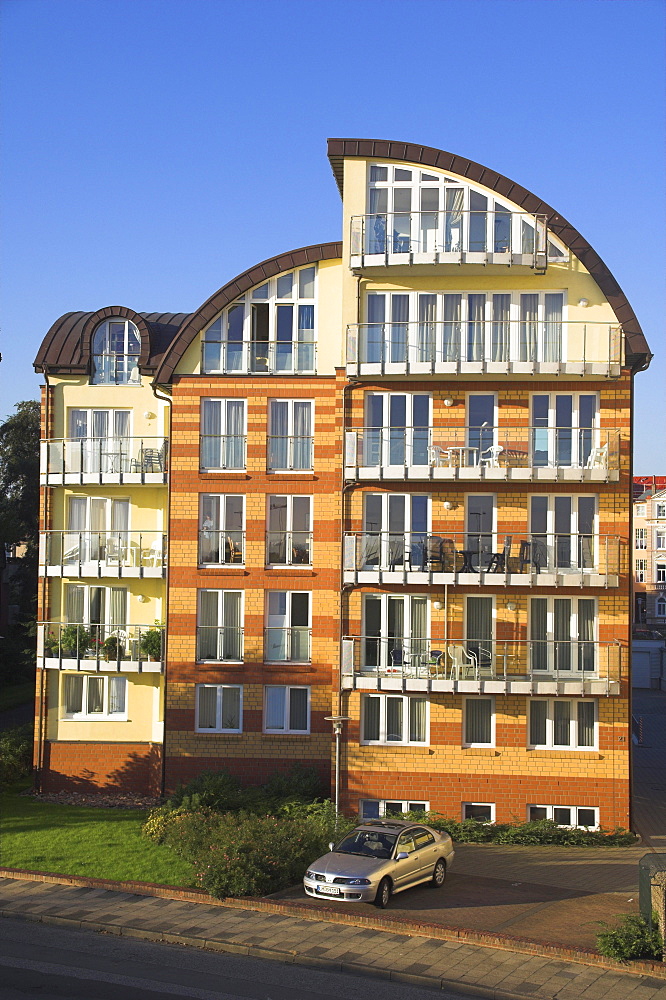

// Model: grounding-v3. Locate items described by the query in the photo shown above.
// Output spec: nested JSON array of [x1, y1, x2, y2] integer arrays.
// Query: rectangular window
[[656, 503, 666, 519], [195, 684, 242, 733], [462, 803, 495, 823], [655, 530, 666, 550], [636, 558, 647, 583], [196, 590, 243, 661], [360, 799, 429, 819], [635, 528, 647, 550], [265, 591, 311, 661], [268, 400, 313, 470], [463, 697, 494, 747], [657, 564, 666, 584], [199, 495, 244, 565], [528, 699, 597, 749], [528, 804, 598, 830], [635, 504, 646, 517], [361, 694, 428, 745], [267, 496, 312, 565], [61, 674, 127, 719], [264, 685, 310, 733], [200, 399, 246, 470], [362, 593, 429, 670], [529, 597, 596, 673]]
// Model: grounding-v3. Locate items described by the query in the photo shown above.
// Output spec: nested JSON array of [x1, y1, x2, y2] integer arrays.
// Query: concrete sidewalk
[[2, 871, 666, 1000]]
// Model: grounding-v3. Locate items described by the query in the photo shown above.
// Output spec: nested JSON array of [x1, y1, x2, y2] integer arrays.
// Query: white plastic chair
[[447, 645, 478, 680], [586, 444, 608, 470], [479, 445, 504, 469]]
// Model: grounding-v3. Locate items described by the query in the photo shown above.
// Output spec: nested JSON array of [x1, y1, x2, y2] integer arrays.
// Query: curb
[[2, 866, 665, 983]]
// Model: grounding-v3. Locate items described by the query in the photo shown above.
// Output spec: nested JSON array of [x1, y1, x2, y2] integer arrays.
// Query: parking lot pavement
[[2, 875, 666, 1000]]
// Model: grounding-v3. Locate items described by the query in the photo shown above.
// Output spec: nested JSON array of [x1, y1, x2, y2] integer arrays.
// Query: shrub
[[163, 764, 326, 816], [597, 914, 663, 962], [399, 813, 637, 847], [165, 770, 244, 813], [0, 723, 33, 788], [140, 623, 163, 660]]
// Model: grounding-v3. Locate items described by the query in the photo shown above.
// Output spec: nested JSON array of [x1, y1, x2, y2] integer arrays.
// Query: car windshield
[[334, 830, 397, 859]]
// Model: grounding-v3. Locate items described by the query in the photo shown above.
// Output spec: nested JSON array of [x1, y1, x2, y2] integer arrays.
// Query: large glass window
[[530, 598, 596, 673], [363, 594, 428, 670], [196, 590, 243, 661], [195, 684, 242, 733], [265, 591, 311, 661], [200, 399, 246, 470], [363, 392, 430, 467], [268, 400, 313, 471], [91, 319, 140, 385], [362, 694, 428, 745], [359, 493, 429, 571], [529, 700, 596, 749], [199, 495, 244, 565], [463, 698, 494, 747], [267, 496, 312, 565], [529, 495, 596, 571], [264, 685, 310, 733], [531, 393, 597, 468], [61, 674, 127, 719]]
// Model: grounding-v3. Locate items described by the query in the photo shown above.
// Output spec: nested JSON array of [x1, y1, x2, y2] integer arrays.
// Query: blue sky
[[1, 0, 664, 472]]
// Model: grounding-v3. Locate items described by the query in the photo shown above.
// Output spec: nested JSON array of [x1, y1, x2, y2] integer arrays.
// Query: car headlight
[[347, 878, 371, 885], [305, 871, 315, 879]]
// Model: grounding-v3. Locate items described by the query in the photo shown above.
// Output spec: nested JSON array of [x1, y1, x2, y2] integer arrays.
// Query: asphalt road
[[0, 917, 484, 1000]]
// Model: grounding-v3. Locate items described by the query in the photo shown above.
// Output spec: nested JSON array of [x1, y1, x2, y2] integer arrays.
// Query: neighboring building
[[633, 476, 666, 501], [633, 487, 666, 628], [33, 137, 652, 832]]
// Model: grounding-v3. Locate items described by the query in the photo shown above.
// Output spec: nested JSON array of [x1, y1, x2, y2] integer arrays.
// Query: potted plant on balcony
[[140, 622, 163, 662], [59, 624, 91, 658], [103, 634, 125, 662], [43, 632, 59, 658]]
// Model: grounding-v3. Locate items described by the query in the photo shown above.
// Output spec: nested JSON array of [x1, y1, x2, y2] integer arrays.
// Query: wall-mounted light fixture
[[433, 601, 444, 611], [443, 500, 457, 511], [577, 298, 589, 308], [443, 397, 454, 407], [506, 601, 517, 612], [143, 411, 156, 420], [138, 595, 149, 603]]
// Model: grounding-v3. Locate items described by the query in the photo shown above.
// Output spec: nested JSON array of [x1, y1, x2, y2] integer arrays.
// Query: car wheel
[[375, 877, 391, 908], [431, 858, 446, 887]]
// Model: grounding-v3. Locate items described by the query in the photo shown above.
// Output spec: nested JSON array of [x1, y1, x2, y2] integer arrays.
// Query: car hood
[[308, 851, 388, 878]]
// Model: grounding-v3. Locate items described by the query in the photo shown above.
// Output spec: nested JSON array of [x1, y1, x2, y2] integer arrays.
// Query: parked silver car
[[304, 819, 455, 908]]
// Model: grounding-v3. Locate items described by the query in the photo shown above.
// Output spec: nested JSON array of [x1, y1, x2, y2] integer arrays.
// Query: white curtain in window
[[409, 698, 426, 742], [265, 687, 285, 730], [520, 294, 539, 362], [66, 498, 87, 565], [386, 697, 403, 741], [66, 584, 85, 623], [220, 686, 241, 730], [198, 686, 218, 729], [410, 597, 428, 661], [297, 305, 315, 371], [110, 588, 127, 628], [225, 401, 245, 469], [578, 599, 595, 672], [198, 590, 220, 659], [445, 188, 463, 252], [554, 598, 571, 671], [491, 294, 510, 362], [269, 401, 288, 470], [87, 676, 104, 714], [201, 400, 222, 469], [553, 700, 571, 746], [417, 295, 436, 363], [467, 294, 485, 362], [222, 592, 242, 660], [442, 294, 461, 362], [390, 295, 409, 363], [578, 701, 594, 746], [63, 675, 83, 714], [530, 598, 548, 672], [543, 293, 563, 363], [108, 676, 126, 714], [293, 402, 312, 470]]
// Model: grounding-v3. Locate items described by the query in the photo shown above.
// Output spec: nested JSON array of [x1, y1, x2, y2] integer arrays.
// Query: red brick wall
[[40, 741, 162, 795]]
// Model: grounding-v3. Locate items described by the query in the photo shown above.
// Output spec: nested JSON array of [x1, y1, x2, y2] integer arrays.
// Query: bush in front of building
[[0, 724, 32, 789], [163, 764, 328, 816], [597, 913, 663, 962], [404, 812, 637, 846]]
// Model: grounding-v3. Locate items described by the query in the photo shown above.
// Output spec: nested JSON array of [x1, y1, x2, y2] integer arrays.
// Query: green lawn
[[0, 787, 195, 886]]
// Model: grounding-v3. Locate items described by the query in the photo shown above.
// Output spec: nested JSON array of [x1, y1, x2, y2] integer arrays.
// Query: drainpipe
[[35, 368, 53, 792], [151, 381, 172, 799]]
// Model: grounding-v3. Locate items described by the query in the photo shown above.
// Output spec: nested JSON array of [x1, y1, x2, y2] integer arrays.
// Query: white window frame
[[91, 319, 141, 385], [635, 527, 647, 550], [656, 597, 666, 618], [528, 698, 598, 750], [528, 804, 599, 830], [635, 558, 647, 583], [263, 685, 310, 734], [61, 673, 127, 720], [635, 504, 646, 517], [359, 798, 430, 819], [64, 583, 128, 626], [363, 391, 432, 469], [362, 593, 430, 671], [195, 684, 243, 734], [200, 398, 247, 472], [198, 494, 245, 566], [528, 596, 597, 673], [361, 694, 429, 746], [529, 493, 598, 572], [196, 589, 244, 662], [462, 802, 496, 823], [266, 495, 313, 567], [529, 392, 599, 469], [463, 696, 495, 748], [656, 502, 666, 519], [268, 399, 314, 472], [265, 590, 312, 662], [655, 529, 666, 551], [657, 563, 666, 584]]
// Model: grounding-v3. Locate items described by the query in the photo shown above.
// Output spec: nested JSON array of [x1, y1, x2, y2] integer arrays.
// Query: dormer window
[[91, 319, 141, 385]]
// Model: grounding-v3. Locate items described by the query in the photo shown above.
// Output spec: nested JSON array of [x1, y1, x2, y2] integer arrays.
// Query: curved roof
[[34, 307, 192, 375], [153, 241, 342, 383], [327, 138, 651, 368]]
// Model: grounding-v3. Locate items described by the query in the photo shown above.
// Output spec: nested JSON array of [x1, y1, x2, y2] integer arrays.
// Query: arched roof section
[[327, 138, 651, 369], [34, 307, 192, 375], [154, 242, 342, 383]]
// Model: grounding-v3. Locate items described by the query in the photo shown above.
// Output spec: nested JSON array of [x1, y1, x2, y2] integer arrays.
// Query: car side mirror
[[328, 842, 335, 852], [396, 851, 409, 860]]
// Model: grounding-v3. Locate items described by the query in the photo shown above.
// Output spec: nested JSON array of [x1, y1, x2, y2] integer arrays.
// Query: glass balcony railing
[[341, 636, 623, 688], [264, 627, 311, 662], [200, 434, 246, 471], [40, 531, 166, 576], [350, 209, 560, 268], [347, 322, 623, 376], [91, 353, 141, 385], [198, 530, 245, 566], [345, 427, 620, 480], [195, 625, 244, 662], [41, 437, 168, 482], [201, 339, 316, 375], [266, 531, 313, 566], [38, 622, 164, 667], [267, 436, 314, 472], [343, 531, 623, 585]]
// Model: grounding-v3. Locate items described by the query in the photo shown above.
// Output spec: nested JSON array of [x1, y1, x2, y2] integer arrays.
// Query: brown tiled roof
[[153, 242, 342, 383], [327, 138, 652, 369], [33, 307, 192, 375]]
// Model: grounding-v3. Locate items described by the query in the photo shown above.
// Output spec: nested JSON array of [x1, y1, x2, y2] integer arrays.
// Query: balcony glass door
[[365, 393, 430, 469], [363, 595, 428, 671], [362, 494, 429, 570], [531, 394, 597, 468]]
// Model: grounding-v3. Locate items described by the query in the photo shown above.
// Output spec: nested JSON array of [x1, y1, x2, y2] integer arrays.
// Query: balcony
[[344, 427, 619, 483], [199, 530, 245, 566], [91, 353, 141, 385], [40, 531, 166, 578], [343, 532, 623, 588], [196, 625, 244, 662], [38, 622, 164, 673], [201, 338, 316, 375], [341, 636, 622, 696], [41, 437, 168, 486], [350, 209, 562, 270], [266, 531, 313, 567], [346, 322, 622, 379]]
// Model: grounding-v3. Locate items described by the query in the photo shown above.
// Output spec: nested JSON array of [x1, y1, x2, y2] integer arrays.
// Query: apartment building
[[33, 138, 651, 831], [634, 487, 666, 627]]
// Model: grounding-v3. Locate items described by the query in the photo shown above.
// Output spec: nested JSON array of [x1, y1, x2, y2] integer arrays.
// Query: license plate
[[317, 885, 340, 895]]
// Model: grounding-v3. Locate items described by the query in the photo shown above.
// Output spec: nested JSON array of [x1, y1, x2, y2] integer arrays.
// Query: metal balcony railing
[[198, 529, 245, 566], [201, 338, 316, 375], [341, 636, 622, 686], [346, 321, 623, 375], [267, 436, 314, 471], [200, 435, 246, 471], [350, 209, 558, 268], [42, 437, 168, 482], [345, 426, 619, 479], [266, 531, 313, 566], [343, 531, 623, 583], [38, 622, 164, 667], [40, 531, 166, 576], [91, 353, 141, 385], [195, 625, 244, 662], [264, 627, 311, 662]]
